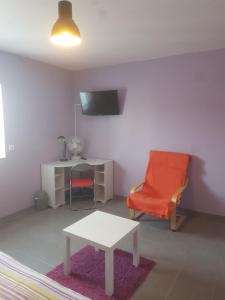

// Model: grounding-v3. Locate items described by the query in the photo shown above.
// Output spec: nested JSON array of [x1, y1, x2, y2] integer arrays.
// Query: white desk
[[41, 158, 113, 208], [63, 211, 140, 296]]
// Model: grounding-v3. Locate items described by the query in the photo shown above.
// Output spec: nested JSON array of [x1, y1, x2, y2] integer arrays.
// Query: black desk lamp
[[57, 136, 68, 161]]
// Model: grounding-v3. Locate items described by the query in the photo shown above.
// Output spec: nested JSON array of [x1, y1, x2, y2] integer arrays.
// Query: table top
[[63, 211, 139, 250]]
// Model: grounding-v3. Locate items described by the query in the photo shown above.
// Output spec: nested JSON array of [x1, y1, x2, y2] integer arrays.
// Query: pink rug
[[47, 246, 155, 300]]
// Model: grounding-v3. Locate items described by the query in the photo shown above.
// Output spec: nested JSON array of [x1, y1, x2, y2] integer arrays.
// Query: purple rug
[[47, 246, 155, 300]]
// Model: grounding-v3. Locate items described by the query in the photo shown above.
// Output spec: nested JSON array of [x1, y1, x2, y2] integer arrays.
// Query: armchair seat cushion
[[127, 191, 175, 219]]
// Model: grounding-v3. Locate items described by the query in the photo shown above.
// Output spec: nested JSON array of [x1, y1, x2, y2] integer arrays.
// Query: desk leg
[[105, 250, 114, 296], [64, 236, 71, 275], [133, 229, 140, 267]]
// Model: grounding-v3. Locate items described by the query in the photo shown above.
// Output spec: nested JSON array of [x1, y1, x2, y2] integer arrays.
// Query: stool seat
[[71, 178, 94, 188]]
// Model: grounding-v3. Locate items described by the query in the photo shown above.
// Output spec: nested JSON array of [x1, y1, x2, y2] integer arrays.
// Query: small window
[[0, 85, 5, 159]]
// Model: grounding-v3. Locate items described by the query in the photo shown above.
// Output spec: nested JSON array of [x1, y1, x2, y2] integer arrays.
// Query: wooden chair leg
[[170, 208, 177, 231], [128, 208, 144, 220], [129, 208, 135, 219], [170, 206, 187, 231]]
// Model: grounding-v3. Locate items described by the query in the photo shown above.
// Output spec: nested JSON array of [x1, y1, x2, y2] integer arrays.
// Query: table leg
[[105, 249, 114, 296], [64, 236, 71, 275], [133, 229, 140, 267]]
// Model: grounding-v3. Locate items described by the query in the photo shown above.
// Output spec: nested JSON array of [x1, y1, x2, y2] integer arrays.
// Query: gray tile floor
[[0, 197, 224, 300]]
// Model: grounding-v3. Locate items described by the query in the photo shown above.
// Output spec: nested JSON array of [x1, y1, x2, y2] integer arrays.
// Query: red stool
[[69, 163, 95, 210]]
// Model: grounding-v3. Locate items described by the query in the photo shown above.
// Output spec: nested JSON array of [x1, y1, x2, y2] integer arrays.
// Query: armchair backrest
[[143, 151, 191, 198]]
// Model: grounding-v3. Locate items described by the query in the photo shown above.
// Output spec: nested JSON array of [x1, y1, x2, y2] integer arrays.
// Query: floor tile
[[0, 196, 224, 299]]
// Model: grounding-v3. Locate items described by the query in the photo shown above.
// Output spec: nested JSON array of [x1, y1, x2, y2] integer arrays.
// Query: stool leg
[[93, 185, 97, 208], [69, 185, 72, 210]]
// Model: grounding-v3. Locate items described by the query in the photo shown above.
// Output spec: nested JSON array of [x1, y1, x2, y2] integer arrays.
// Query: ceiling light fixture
[[50, 0, 81, 47]]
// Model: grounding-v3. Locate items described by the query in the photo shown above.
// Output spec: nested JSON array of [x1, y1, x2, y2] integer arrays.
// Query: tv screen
[[80, 90, 119, 115]]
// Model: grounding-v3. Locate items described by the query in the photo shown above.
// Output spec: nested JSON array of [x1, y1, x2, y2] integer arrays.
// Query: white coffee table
[[63, 211, 140, 296]]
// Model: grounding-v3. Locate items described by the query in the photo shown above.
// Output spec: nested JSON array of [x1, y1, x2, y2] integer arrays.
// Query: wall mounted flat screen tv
[[80, 90, 119, 115]]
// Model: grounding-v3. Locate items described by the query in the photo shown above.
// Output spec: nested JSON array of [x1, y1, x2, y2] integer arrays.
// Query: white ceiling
[[0, 0, 224, 71]]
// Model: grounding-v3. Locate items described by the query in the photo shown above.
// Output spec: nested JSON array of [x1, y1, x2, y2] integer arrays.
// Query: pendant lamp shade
[[50, 0, 81, 47]]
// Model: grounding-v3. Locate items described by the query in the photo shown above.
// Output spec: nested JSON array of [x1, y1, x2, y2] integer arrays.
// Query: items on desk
[[57, 135, 83, 161], [67, 136, 83, 160], [57, 136, 68, 161]]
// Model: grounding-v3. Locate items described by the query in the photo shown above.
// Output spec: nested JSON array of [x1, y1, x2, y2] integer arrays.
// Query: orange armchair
[[127, 151, 191, 231]]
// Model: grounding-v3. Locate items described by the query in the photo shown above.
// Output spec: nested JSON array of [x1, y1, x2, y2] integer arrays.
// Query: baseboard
[[0, 206, 35, 224], [183, 208, 225, 220]]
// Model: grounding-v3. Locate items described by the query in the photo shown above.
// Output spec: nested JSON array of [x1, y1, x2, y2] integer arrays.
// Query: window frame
[[0, 84, 6, 159]]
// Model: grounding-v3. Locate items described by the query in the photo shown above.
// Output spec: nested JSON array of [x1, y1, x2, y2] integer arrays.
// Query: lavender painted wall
[[0, 51, 74, 218], [74, 49, 225, 216]]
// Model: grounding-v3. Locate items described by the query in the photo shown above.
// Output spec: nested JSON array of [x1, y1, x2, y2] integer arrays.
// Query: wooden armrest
[[171, 178, 189, 204], [130, 182, 144, 194]]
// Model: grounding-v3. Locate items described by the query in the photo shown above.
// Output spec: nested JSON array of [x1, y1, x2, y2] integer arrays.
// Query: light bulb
[[50, 1, 81, 47]]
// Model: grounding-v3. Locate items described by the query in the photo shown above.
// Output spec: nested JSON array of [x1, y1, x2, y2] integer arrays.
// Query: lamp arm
[[63, 141, 67, 160]]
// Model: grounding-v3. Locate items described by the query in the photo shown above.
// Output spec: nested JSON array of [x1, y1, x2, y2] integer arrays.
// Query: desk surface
[[43, 158, 112, 168]]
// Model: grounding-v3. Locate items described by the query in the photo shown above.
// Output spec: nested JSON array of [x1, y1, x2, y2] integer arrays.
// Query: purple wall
[[74, 49, 225, 216], [0, 51, 74, 218], [0, 49, 224, 218]]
